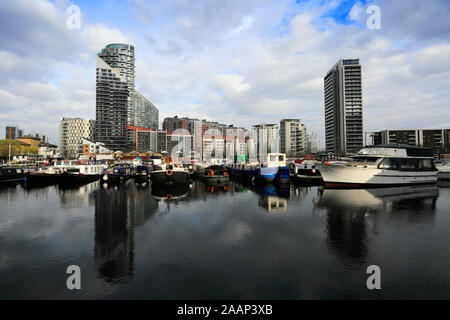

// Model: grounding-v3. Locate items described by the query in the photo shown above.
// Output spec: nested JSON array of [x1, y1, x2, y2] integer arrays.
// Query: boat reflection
[[94, 181, 158, 283], [318, 185, 439, 262], [240, 181, 310, 213], [151, 182, 191, 202]]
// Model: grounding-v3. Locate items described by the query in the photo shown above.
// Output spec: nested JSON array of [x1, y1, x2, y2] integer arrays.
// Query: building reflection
[[318, 185, 439, 262], [94, 181, 158, 283], [58, 181, 99, 208]]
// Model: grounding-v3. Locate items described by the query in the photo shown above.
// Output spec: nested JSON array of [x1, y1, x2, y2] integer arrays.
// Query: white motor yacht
[[317, 144, 438, 188]]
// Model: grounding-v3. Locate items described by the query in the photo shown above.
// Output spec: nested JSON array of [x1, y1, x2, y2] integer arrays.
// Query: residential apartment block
[[324, 58, 363, 155], [59, 118, 95, 159]]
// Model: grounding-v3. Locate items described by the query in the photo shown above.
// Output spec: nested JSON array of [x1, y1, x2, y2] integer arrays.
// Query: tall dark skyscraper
[[324, 58, 363, 155], [95, 43, 158, 151]]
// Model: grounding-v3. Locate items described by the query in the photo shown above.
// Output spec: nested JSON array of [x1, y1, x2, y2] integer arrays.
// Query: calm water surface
[[1, 179, 450, 299]]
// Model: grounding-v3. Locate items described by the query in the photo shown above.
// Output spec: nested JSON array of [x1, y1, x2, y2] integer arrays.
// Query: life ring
[[223, 171, 228, 176], [207, 170, 214, 177], [166, 169, 173, 176], [166, 194, 173, 201]]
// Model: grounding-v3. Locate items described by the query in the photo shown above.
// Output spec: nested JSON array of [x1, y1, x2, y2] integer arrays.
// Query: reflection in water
[[58, 181, 98, 208], [232, 180, 310, 213], [437, 179, 450, 188], [94, 181, 158, 283], [318, 185, 439, 262]]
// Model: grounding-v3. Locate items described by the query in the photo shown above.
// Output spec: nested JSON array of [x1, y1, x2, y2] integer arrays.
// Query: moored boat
[[134, 165, 151, 183], [289, 160, 323, 184], [26, 167, 64, 185], [317, 144, 438, 188], [101, 166, 135, 184], [227, 153, 288, 184], [194, 163, 229, 184], [150, 164, 189, 185], [61, 164, 106, 184], [0, 166, 26, 184]]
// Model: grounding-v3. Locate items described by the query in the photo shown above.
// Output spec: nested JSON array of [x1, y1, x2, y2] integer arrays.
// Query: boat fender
[[223, 171, 228, 176], [208, 170, 214, 177], [166, 169, 173, 176]]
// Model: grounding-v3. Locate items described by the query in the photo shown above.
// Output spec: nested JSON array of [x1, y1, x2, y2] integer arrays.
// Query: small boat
[[150, 163, 190, 185], [26, 167, 64, 185], [182, 163, 194, 177], [317, 144, 438, 188], [101, 166, 135, 183], [194, 163, 229, 184], [437, 160, 450, 180], [0, 166, 26, 184], [61, 164, 106, 184], [134, 165, 151, 183], [289, 160, 323, 184], [227, 153, 288, 184]]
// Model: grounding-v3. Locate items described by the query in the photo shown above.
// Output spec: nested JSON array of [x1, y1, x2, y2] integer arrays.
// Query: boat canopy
[[374, 144, 434, 157]]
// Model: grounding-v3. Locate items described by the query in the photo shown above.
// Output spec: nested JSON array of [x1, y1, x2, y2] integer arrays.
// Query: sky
[[0, 0, 449, 145]]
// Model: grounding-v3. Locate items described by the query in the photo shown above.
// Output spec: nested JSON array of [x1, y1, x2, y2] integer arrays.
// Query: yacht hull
[[318, 164, 438, 188]]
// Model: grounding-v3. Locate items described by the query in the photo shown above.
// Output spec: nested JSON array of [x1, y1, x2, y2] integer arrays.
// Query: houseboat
[[289, 160, 323, 184], [150, 163, 190, 184], [317, 144, 438, 188], [134, 165, 151, 183], [0, 166, 26, 184], [194, 162, 229, 184], [26, 166, 64, 184], [61, 164, 106, 184], [227, 153, 288, 183], [101, 166, 135, 183]]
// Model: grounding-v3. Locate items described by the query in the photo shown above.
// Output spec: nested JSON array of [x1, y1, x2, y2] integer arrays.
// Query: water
[[1, 179, 449, 299]]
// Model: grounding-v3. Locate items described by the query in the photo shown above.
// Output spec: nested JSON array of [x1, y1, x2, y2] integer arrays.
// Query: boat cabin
[[260, 153, 286, 168]]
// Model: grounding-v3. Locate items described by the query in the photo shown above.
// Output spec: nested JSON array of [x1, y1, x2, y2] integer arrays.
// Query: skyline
[[1, 0, 449, 145]]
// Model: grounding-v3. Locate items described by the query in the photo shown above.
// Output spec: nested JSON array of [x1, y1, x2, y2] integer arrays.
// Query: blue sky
[[0, 0, 449, 145]]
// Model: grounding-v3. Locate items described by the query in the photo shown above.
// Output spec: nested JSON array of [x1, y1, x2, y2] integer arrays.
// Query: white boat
[[317, 144, 438, 188], [54, 161, 107, 183], [437, 160, 450, 180]]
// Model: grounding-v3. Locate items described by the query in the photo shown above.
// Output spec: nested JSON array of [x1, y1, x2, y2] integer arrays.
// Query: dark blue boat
[[101, 166, 135, 183], [134, 165, 151, 183]]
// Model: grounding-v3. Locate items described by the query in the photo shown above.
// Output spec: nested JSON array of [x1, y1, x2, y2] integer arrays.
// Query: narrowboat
[[0, 166, 26, 184], [150, 164, 189, 185], [101, 166, 135, 183], [61, 164, 106, 184], [26, 167, 64, 185], [194, 163, 229, 184], [317, 144, 438, 188], [134, 165, 151, 183]]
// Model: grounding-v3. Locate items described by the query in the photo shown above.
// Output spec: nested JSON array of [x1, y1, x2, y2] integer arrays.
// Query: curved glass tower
[[98, 43, 135, 90]]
